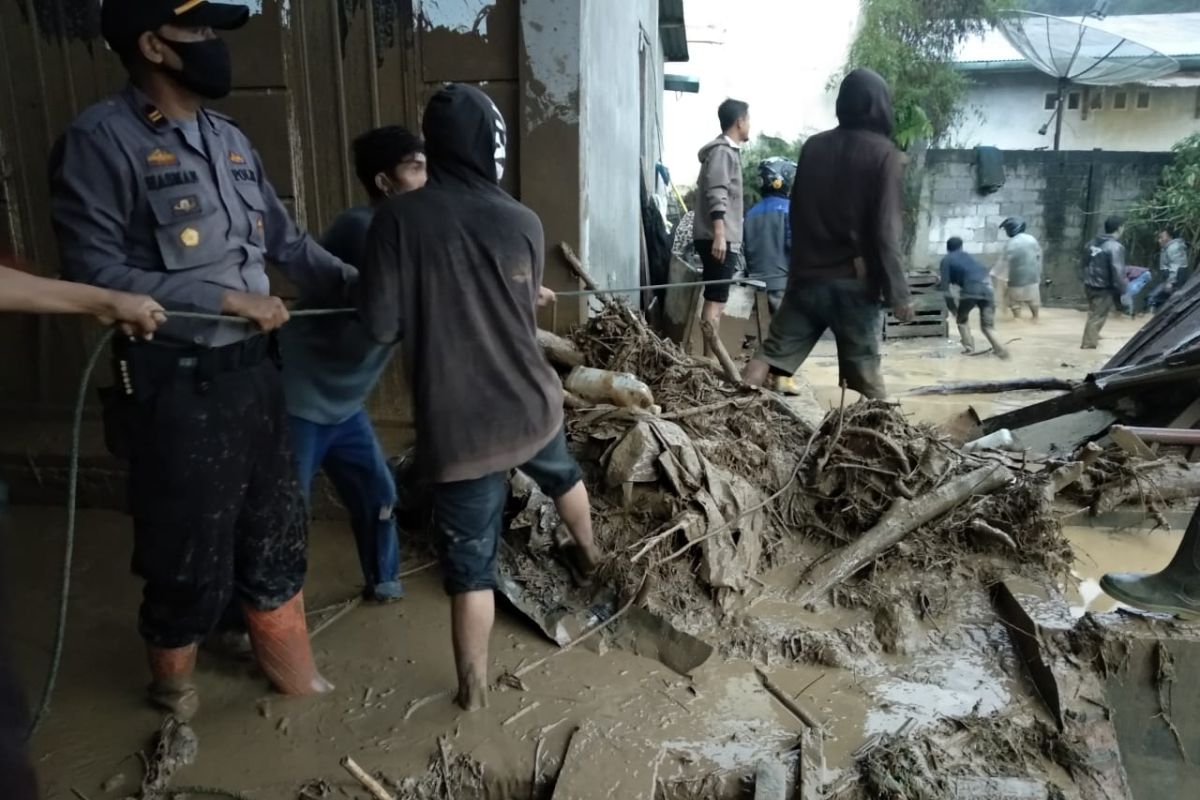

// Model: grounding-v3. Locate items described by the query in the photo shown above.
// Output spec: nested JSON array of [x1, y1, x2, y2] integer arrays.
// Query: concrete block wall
[[911, 149, 1171, 305]]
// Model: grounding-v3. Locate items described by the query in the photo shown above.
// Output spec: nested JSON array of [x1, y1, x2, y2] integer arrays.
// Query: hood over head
[[835, 68, 894, 137], [423, 83, 508, 188]]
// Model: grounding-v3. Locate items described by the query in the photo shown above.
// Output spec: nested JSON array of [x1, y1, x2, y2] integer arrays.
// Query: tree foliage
[[1131, 133, 1200, 266], [838, 0, 1010, 147], [740, 134, 807, 206]]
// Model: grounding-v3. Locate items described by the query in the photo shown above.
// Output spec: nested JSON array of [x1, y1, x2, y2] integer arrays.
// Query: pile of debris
[[502, 303, 1074, 650]]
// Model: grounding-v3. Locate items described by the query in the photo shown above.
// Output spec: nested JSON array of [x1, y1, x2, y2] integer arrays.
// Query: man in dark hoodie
[[360, 84, 602, 711], [741, 69, 913, 399], [693, 98, 751, 343]]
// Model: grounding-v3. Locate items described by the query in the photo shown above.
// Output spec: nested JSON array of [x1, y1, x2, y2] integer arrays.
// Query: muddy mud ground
[[4, 306, 1198, 798]]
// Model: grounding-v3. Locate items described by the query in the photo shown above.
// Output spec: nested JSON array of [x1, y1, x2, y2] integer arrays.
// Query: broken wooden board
[[1109, 425, 1155, 459], [1012, 409, 1117, 456], [991, 577, 1131, 800], [551, 722, 662, 800]]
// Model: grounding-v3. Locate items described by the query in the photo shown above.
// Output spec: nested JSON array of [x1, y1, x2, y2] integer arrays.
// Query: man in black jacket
[[1080, 215, 1129, 350]]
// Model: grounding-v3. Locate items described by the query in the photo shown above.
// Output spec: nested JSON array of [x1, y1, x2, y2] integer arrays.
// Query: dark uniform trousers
[[112, 335, 307, 648]]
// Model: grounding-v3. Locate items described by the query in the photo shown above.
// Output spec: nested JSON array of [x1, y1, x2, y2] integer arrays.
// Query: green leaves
[[1129, 133, 1200, 265], [894, 104, 934, 151]]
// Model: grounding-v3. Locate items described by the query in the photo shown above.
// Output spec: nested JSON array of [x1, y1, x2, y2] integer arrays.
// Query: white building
[[951, 13, 1200, 152]]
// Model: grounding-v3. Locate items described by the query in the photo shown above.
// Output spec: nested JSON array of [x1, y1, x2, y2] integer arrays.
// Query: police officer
[[49, 0, 353, 718]]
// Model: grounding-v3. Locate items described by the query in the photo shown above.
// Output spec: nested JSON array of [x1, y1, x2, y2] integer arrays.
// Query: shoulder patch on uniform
[[147, 148, 178, 167]]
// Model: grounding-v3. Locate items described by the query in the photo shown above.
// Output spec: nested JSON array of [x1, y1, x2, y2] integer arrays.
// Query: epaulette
[[143, 103, 169, 129], [68, 98, 124, 133]]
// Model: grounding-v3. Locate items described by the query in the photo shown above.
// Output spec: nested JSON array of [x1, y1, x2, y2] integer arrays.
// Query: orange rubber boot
[[147, 644, 200, 720], [243, 592, 334, 695]]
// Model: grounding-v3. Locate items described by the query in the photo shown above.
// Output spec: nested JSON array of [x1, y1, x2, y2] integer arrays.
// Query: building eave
[[659, 0, 689, 63], [956, 54, 1200, 78]]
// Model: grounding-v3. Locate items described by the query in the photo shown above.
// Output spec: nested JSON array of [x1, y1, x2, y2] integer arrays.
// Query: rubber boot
[[243, 592, 334, 695], [147, 644, 200, 721], [1100, 505, 1200, 619], [957, 323, 976, 354]]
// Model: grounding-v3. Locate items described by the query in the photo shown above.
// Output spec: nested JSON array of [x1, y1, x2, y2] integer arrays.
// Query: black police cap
[[102, 0, 250, 53]]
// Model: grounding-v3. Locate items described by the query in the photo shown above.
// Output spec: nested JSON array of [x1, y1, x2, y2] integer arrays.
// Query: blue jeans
[[289, 410, 402, 598], [1121, 271, 1153, 313]]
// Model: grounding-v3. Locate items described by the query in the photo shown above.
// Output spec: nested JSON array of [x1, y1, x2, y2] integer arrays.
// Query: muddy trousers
[[1081, 287, 1117, 349], [755, 278, 885, 399], [113, 338, 308, 648]]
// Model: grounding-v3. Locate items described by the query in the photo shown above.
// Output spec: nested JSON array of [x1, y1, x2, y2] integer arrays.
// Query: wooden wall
[[0, 0, 532, 428]]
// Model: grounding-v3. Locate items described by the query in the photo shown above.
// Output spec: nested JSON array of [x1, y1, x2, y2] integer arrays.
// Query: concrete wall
[[578, 0, 662, 295], [952, 72, 1200, 152], [911, 149, 1172, 305]]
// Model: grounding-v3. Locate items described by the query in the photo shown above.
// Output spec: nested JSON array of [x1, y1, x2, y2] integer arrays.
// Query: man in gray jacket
[[999, 217, 1042, 319], [693, 98, 750, 343], [1147, 227, 1190, 313], [1080, 215, 1129, 349]]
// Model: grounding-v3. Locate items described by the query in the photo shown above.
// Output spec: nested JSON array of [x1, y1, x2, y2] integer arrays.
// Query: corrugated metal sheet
[[658, 0, 688, 62]]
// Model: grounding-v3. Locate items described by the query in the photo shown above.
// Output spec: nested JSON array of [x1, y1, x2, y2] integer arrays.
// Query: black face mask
[[160, 37, 233, 100]]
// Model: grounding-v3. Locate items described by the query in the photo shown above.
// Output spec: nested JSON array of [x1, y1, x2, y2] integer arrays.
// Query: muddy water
[[798, 306, 1144, 423], [1064, 523, 1187, 616]]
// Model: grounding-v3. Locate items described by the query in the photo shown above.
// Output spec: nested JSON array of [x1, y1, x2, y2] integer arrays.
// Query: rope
[[26, 308, 354, 739]]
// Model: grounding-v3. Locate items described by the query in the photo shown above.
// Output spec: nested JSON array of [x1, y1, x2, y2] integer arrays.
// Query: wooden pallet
[[885, 308, 948, 339], [883, 273, 948, 340]]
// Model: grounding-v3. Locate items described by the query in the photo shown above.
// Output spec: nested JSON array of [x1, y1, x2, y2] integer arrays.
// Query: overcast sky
[[662, 0, 864, 187]]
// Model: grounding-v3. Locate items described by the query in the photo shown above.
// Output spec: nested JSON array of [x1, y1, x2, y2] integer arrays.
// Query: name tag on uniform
[[231, 167, 258, 182], [145, 170, 199, 191]]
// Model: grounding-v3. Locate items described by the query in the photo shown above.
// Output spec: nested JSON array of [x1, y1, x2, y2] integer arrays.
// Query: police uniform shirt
[[50, 83, 356, 347]]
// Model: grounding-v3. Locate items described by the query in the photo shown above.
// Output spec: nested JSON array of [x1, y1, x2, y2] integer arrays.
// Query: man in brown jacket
[[693, 98, 751, 338], [742, 69, 913, 399]]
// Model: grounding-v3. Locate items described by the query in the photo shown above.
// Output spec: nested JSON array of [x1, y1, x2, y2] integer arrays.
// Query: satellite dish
[[996, 11, 1180, 149]]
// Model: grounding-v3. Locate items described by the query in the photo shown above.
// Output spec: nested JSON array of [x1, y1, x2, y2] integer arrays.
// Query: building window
[[1090, 91, 1103, 110], [1113, 91, 1128, 109], [1044, 92, 1058, 110], [1137, 91, 1151, 109], [1067, 92, 1082, 110]]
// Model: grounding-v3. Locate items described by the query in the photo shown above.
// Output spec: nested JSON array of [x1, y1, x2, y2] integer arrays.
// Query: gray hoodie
[[693, 135, 743, 247]]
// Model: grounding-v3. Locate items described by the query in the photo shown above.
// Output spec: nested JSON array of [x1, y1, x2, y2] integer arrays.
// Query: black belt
[[114, 334, 276, 398]]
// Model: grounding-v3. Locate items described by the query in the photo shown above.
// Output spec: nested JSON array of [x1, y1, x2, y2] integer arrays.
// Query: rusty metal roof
[[660, 0, 689, 63]]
